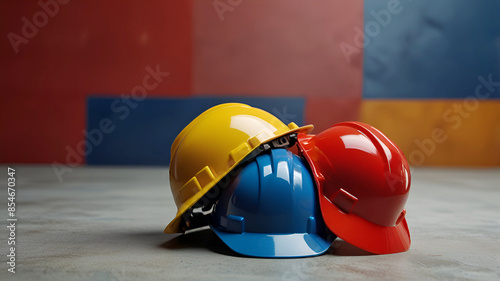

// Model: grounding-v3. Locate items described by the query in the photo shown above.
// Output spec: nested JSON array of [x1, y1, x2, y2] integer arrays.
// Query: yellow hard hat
[[164, 103, 313, 233]]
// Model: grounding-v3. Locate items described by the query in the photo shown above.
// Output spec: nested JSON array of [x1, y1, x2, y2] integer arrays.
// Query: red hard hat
[[297, 121, 411, 254]]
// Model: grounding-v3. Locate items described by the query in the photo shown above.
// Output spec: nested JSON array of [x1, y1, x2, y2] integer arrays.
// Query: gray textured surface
[[1, 165, 499, 280]]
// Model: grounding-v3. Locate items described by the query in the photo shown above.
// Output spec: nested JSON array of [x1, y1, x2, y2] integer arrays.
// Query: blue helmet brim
[[210, 226, 332, 258]]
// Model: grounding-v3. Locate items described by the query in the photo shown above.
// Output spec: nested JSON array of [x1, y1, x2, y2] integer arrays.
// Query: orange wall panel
[[361, 100, 500, 166]]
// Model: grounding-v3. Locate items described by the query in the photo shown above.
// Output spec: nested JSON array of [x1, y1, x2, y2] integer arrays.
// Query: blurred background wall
[[1, 0, 499, 167], [361, 0, 500, 166], [1, 0, 192, 164]]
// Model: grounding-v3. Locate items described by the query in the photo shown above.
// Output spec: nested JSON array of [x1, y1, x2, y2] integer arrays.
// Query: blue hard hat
[[210, 148, 333, 258]]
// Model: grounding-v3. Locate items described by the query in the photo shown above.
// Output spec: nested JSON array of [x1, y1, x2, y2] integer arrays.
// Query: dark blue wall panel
[[363, 0, 500, 99], [86, 97, 306, 165]]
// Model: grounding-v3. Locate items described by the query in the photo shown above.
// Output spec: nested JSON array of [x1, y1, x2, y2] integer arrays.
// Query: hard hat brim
[[297, 133, 411, 255], [319, 195, 410, 255], [164, 124, 314, 234], [210, 225, 332, 258]]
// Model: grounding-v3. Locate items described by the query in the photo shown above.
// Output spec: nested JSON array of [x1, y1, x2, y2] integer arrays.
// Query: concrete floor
[[0, 165, 499, 280]]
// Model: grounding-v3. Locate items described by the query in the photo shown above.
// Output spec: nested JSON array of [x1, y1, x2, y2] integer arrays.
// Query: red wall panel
[[1, 0, 363, 164], [0, 0, 192, 163], [192, 0, 364, 132]]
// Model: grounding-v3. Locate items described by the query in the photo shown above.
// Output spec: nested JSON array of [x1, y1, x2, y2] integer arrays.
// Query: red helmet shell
[[297, 122, 411, 254]]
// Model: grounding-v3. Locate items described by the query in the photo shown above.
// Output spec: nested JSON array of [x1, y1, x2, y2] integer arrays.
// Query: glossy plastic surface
[[165, 103, 313, 233], [297, 121, 411, 254], [210, 149, 333, 258]]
